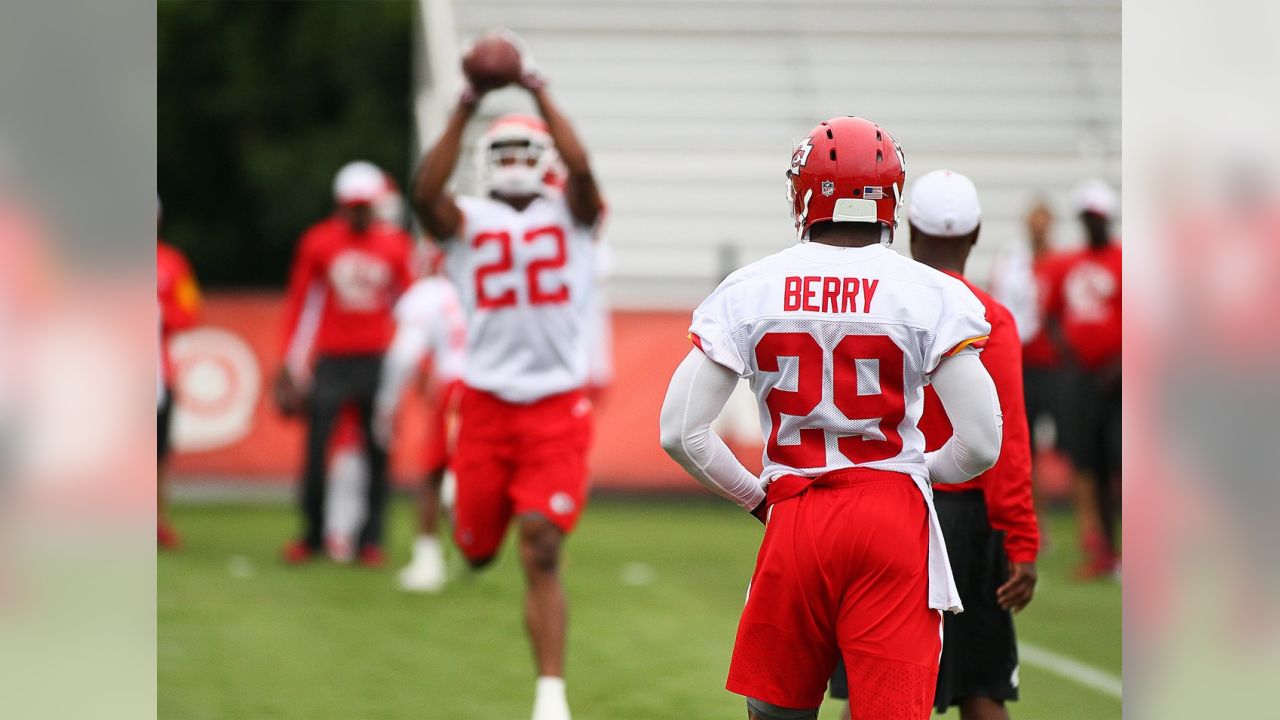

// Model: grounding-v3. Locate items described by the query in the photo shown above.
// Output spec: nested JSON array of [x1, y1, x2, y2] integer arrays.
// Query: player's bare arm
[[410, 96, 476, 240], [525, 81, 603, 227]]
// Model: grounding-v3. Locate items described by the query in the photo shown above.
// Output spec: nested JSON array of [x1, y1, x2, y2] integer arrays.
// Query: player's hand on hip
[[997, 561, 1038, 612]]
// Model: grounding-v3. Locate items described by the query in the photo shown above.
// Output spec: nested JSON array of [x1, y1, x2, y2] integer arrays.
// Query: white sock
[[413, 535, 441, 562], [535, 676, 566, 704]]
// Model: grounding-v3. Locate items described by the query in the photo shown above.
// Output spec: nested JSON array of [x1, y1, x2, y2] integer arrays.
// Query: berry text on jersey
[[783, 276, 879, 314]]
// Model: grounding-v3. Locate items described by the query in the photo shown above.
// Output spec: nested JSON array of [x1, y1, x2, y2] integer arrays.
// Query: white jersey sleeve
[[375, 277, 468, 413], [422, 277, 467, 382], [689, 274, 749, 376], [924, 276, 992, 374]]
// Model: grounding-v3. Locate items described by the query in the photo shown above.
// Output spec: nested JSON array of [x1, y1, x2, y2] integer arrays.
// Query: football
[[462, 33, 523, 91]]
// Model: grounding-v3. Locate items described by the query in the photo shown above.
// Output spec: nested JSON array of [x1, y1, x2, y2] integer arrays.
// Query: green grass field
[[159, 497, 1120, 719]]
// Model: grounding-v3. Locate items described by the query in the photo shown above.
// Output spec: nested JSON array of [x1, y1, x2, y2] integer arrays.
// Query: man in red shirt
[[827, 170, 1038, 720], [1045, 180, 1122, 578], [276, 161, 413, 566], [158, 202, 202, 550], [1020, 202, 1072, 487]]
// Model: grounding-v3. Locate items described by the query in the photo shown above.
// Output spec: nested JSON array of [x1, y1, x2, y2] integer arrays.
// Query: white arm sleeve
[[659, 349, 765, 510], [375, 320, 432, 416], [925, 352, 1004, 484], [428, 297, 467, 383]]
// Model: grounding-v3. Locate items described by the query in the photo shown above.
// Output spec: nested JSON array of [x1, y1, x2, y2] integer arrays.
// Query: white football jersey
[[444, 192, 596, 403], [394, 276, 467, 382], [690, 242, 990, 611], [692, 242, 990, 481]]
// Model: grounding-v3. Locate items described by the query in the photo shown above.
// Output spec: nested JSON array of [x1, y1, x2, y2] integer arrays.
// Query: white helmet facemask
[[476, 121, 557, 198]]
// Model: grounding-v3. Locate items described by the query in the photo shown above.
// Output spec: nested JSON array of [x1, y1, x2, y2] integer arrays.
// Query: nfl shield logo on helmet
[[821, 180, 835, 197]]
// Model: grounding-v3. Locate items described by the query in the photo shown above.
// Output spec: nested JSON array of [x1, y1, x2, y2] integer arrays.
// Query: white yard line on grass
[[1019, 641, 1122, 700]]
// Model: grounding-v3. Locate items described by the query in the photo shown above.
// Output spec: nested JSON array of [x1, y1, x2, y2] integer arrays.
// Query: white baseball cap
[[333, 161, 386, 205], [909, 170, 982, 237], [1074, 179, 1118, 218]]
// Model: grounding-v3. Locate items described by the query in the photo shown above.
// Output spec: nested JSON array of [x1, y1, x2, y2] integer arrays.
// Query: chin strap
[[880, 225, 893, 246]]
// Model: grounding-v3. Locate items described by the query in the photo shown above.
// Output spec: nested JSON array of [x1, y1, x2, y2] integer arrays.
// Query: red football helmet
[[786, 116, 906, 242]]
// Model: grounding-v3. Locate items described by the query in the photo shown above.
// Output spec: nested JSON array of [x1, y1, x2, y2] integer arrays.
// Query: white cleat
[[531, 677, 570, 720], [398, 536, 447, 593]]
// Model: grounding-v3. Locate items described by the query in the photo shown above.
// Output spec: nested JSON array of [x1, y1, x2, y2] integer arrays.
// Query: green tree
[[158, 1, 412, 287]]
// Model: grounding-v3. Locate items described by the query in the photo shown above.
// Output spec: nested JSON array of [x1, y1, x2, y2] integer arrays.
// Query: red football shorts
[[451, 386, 592, 563], [726, 468, 942, 718], [422, 380, 462, 473]]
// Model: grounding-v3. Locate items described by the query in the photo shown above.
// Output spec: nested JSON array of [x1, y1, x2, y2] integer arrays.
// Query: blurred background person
[[322, 175, 416, 563], [1046, 180, 1122, 579], [1007, 200, 1073, 542], [157, 198, 202, 550], [376, 242, 467, 593], [275, 160, 413, 567], [988, 201, 1044, 343]]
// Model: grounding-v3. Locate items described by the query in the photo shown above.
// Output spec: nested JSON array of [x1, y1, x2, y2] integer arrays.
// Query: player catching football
[[660, 117, 1003, 720], [410, 33, 603, 720]]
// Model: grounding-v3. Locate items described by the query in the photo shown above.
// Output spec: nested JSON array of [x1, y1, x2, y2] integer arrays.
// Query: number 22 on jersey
[[473, 225, 569, 309], [755, 331, 906, 468]]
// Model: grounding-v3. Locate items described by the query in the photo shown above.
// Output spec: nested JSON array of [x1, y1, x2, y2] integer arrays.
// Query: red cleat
[[158, 523, 181, 551], [1075, 532, 1118, 580], [281, 541, 316, 565], [357, 545, 386, 569], [1074, 551, 1119, 580]]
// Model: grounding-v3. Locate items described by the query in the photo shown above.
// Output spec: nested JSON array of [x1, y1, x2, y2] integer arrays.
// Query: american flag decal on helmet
[[863, 186, 884, 200]]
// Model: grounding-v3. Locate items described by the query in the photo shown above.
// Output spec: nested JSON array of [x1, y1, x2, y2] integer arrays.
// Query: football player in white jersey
[[660, 117, 1003, 720], [410, 51, 602, 720], [371, 243, 468, 593]]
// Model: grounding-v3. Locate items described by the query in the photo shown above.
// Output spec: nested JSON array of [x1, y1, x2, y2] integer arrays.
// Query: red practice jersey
[[1045, 243, 1122, 370], [920, 271, 1038, 564], [1021, 252, 1069, 369], [280, 216, 413, 361], [157, 240, 201, 383]]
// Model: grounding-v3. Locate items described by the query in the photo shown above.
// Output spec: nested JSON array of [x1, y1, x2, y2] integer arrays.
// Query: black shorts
[[829, 491, 1019, 711], [158, 387, 174, 461], [1060, 365, 1121, 475]]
